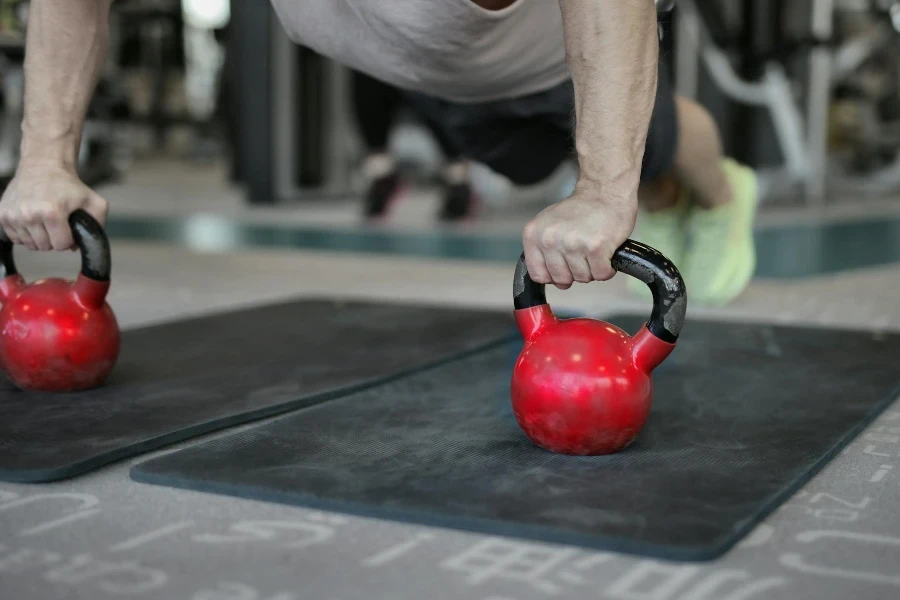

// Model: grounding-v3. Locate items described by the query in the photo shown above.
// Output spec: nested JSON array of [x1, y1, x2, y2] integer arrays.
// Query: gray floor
[[97, 157, 900, 232], [1, 239, 900, 600]]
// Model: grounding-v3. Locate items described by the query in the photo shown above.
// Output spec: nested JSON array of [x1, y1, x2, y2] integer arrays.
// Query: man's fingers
[[523, 244, 552, 285], [25, 221, 52, 252], [0, 212, 17, 244], [544, 251, 573, 290], [586, 239, 616, 281], [1, 226, 20, 245], [523, 219, 553, 284], [13, 226, 37, 251], [44, 211, 75, 251], [588, 253, 616, 281], [564, 254, 593, 283]]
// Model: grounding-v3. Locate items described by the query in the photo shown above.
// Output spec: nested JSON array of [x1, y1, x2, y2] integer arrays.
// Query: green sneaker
[[626, 195, 689, 300], [683, 159, 758, 306]]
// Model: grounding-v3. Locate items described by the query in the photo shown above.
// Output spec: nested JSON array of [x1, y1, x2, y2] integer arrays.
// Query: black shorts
[[404, 61, 678, 186]]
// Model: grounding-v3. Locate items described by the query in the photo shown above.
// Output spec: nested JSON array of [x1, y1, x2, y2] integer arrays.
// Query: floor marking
[[362, 533, 435, 567], [109, 521, 196, 551], [19, 509, 102, 537], [870, 464, 894, 483]]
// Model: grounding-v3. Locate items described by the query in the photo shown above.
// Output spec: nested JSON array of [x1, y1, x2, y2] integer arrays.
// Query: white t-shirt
[[269, 0, 570, 103]]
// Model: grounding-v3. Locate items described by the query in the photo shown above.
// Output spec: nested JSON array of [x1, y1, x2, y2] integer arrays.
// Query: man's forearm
[[559, 0, 658, 201], [20, 0, 114, 168]]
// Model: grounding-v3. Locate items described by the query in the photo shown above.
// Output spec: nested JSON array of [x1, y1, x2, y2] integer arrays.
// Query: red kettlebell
[[0, 210, 120, 392], [511, 240, 686, 455]]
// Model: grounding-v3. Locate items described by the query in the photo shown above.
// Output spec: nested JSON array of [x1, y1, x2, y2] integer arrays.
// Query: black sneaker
[[363, 173, 402, 220], [439, 182, 477, 222]]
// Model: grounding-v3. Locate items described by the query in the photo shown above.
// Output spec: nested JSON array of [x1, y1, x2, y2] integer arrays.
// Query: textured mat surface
[[132, 317, 900, 561], [0, 299, 515, 482]]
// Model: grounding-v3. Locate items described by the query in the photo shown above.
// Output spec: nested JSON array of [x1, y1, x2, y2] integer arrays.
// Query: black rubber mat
[[132, 316, 900, 560], [0, 299, 516, 483]]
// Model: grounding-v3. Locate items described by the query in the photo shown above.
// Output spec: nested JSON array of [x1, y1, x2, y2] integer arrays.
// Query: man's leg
[[676, 96, 758, 305], [628, 51, 758, 306], [414, 113, 477, 222], [351, 71, 404, 219], [640, 94, 733, 206], [404, 86, 575, 189], [637, 97, 729, 212], [403, 85, 579, 224], [672, 97, 732, 208]]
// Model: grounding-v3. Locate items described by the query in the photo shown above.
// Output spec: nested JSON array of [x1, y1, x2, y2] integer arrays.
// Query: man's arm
[[523, 0, 659, 288], [0, 0, 114, 251], [563, 0, 657, 201]]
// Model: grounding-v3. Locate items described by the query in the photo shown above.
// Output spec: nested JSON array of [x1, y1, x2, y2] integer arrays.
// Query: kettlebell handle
[[0, 210, 112, 282], [513, 239, 687, 342]]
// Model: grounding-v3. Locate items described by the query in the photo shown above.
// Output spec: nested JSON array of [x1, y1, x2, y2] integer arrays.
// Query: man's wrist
[[19, 133, 79, 172], [576, 146, 642, 190], [574, 172, 640, 207]]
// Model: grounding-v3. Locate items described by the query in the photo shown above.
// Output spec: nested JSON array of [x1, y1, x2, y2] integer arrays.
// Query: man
[[0, 0, 756, 305]]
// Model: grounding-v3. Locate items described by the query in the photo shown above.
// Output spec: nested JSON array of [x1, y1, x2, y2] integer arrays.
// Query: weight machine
[[675, 0, 900, 203]]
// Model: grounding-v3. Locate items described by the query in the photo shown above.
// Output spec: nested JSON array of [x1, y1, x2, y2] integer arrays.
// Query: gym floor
[[2, 159, 900, 599]]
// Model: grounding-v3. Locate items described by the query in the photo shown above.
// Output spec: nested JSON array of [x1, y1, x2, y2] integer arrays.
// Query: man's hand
[[0, 0, 115, 250], [522, 185, 637, 289], [0, 163, 108, 251]]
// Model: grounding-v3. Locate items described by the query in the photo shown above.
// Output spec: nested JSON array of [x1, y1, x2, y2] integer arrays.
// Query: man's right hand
[[0, 162, 108, 251]]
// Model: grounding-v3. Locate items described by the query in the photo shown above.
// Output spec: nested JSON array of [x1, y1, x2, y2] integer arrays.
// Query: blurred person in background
[[352, 70, 476, 222], [0, 0, 756, 306]]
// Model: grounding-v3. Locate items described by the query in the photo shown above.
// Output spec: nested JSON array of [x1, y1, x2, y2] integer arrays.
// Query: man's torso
[[269, 0, 569, 103]]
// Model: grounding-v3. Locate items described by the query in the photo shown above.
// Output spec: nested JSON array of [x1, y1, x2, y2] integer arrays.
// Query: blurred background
[[1, 0, 899, 276]]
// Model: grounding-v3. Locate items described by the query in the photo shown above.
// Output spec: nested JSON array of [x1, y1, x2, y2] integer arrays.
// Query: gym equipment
[[511, 242, 686, 455], [677, 0, 900, 201], [0, 299, 515, 482], [132, 316, 900, 561], [0, 211, 119, 392]]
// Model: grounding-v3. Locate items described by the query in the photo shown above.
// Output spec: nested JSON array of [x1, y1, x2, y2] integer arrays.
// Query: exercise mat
[[0, 299, 516, 483], [132, 316, 900, 560]]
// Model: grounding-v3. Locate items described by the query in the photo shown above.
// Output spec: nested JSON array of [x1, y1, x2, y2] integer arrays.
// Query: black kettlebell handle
[[0, 210, 111, 282], [513, 239, 687, 343]]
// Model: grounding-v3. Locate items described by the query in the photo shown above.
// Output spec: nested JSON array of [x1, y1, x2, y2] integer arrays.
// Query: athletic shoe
[[439, 182, 478, 222], [363, 172, 402, 220], [682, 159, 758, 305]]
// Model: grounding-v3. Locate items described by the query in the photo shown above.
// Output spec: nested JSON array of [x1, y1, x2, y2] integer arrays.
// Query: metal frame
[[675, 0, 900, 203], [270, 19, 357, 203], [675, 0, 819, 202], [228, 0, 273, 203], [232, 0, 357, 204], [806, 0, 836, 201]]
